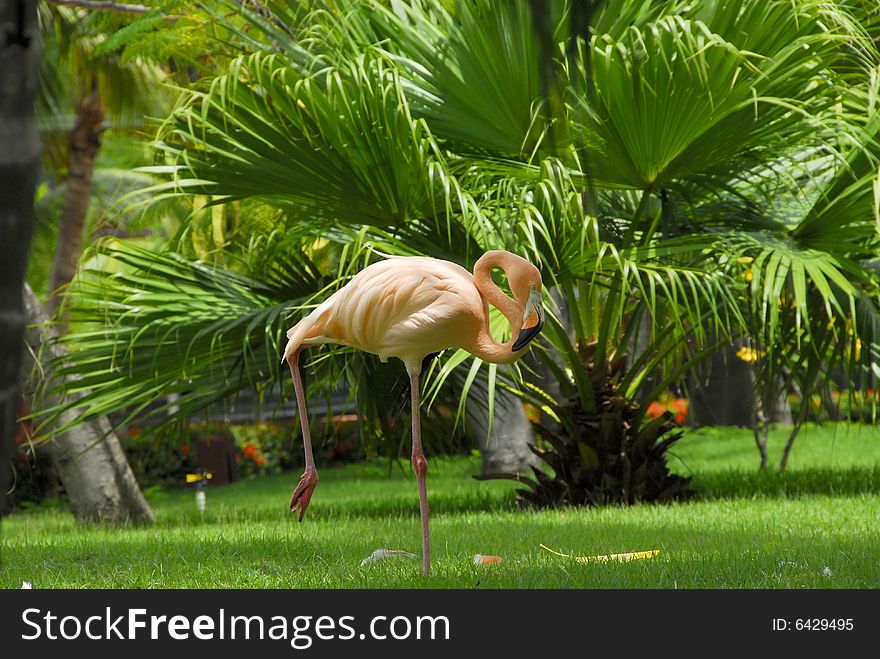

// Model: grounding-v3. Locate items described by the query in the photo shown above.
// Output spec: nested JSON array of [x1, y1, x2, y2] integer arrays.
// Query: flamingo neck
[[470, 251, 526, 365]]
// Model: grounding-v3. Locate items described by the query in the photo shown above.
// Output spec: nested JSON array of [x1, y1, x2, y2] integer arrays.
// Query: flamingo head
[[511, 269, 544, 352]]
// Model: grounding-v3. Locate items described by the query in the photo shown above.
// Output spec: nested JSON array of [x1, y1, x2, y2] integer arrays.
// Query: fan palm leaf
[[571, 10, 866, 190], [153, 50, 472, 228]]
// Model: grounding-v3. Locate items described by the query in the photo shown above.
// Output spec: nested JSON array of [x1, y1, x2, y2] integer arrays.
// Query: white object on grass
[[360, 549, 418, 566], [196, 489, 206, 513], [822, 566, 833, 578], [21, 582, 33, 589]]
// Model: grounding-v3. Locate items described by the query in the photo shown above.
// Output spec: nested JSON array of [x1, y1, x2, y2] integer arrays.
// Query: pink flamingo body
[[283, 250, 544, 575]]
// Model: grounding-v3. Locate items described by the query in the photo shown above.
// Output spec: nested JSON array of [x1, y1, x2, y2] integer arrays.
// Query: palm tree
[[20, 3, 176, 522], [39, 0, 880, 505], [38, 1, 167, 310]]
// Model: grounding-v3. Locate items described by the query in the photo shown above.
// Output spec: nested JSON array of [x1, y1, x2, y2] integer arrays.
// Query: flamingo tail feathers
[[282, 306, 328, 362]]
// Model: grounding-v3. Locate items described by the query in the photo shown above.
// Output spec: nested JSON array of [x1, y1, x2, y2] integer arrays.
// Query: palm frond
[[37, 242, 320, 436], [156, 50, 471, 228], [571, 8, 867, 190]]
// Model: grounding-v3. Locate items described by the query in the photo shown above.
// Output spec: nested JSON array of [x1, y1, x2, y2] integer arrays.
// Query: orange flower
[[253, 455, 265, 467], [646, 402, 665, 419], [129, 427, 142, 437], [243, 443, 257, 457], [181, 443, 190, 454]]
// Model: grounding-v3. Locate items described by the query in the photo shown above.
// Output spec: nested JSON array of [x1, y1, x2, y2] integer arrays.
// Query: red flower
[[243, 443, 257, 457], [181, 443, 190, 454], [129, 427, 142, 437]]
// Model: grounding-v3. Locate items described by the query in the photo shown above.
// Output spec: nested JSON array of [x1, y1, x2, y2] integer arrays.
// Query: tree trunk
[[466, 382, 536, 474], [0, 0, 40, 516], [49, 88, 104, 313], [752, 398, 769, 471], [779, 398, 809, 472], [688, 342, 793, 469], [779, 423, 801, 472], [23, 284, 154, 522]]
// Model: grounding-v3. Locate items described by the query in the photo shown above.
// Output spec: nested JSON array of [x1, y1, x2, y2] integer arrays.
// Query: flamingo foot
[[289, 468, 319, 522]]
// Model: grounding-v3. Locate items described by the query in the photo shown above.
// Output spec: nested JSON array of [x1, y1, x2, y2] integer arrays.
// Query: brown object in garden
[[194, 431, 239, 485]]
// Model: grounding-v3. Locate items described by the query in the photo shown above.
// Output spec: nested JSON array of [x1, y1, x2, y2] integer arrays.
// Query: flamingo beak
[[512, 288, 544, 352]]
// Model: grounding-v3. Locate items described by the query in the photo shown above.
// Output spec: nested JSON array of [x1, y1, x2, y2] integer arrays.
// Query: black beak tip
[[512, 320, 544, 352]]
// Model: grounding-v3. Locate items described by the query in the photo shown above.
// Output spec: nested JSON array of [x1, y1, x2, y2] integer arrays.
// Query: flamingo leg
[[287, 348, 318, 522], [409, 370, 431, 576]]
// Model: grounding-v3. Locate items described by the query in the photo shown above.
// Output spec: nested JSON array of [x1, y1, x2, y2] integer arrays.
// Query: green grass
[[2, 423, 879, 588]]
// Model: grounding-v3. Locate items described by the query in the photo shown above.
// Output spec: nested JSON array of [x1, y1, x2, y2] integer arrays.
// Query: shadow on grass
[[155, 489, 516, 527], [15, 461, 879, 531], [690, 466, 880, 500]]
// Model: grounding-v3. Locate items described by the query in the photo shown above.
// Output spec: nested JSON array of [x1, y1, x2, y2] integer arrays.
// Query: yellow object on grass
[[540, 544, 660, 563]]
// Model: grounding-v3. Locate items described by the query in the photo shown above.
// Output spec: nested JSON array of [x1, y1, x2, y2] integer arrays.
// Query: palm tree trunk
[[37, 86, 152, 521], [49, 88, 104, 312], [23, 284, 154, 522], [0, 0, 40, 515]]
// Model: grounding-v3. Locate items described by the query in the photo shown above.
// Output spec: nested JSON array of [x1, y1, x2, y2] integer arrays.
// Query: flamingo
[[282, 250, 544, 575]]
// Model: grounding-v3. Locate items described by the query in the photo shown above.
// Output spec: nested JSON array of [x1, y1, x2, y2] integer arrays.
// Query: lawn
[[2, 423, 879, 588]]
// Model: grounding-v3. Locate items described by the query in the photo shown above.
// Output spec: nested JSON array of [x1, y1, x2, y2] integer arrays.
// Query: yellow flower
[[736, 346, 764, 363]]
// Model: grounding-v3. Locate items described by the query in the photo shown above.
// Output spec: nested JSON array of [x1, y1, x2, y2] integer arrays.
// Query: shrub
[[231, 422, 296, 478], [6, 443, 60, 511], [124, 427, 198, 489], [789, 390, 878, 423]]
